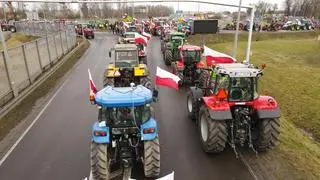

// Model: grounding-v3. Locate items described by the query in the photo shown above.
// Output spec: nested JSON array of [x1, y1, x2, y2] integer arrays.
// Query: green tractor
[[161, 32, 186, 66]]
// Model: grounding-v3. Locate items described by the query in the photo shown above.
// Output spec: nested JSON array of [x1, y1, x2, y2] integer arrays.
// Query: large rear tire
[[144, 136, 160, 178], [255, 118, 280, 151], [199, 107, 228, 153], [103, 77, 114, 87], [187, 92, 197, 120], [141, 76, 153, 90], [164, 50, 172, 66], [91, 142, 109, 180]]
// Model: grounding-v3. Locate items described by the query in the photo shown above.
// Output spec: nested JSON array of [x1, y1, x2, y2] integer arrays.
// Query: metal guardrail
[[0, 22, 77, 109]]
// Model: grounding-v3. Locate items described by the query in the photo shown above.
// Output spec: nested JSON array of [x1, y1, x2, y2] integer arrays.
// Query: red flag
[[88, 69, 97, 96], [155, 67, 181, 90], [203, 46, 236, 66], [135, 33, 148, 47]]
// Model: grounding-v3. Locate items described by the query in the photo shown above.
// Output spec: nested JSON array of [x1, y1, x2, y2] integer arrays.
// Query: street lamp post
[[232, 0, 242, 58]]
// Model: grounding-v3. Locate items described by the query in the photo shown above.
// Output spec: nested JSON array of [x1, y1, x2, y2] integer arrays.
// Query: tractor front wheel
[[90, 142, 109, 180], [199, 107, 228, 153], [255, 118, 280, 151], [144, 136, 160, 178], [164, 50, 172, 66]]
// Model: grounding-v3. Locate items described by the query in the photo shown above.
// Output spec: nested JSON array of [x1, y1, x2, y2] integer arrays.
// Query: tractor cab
[[187, 62, 280, 156], [127, 25, 137, 33], [90, 85, 161, 179], [209, 63, 261, 102], [122, 32, 136, 43], [104, 44, 151, 88], [178, 45, 203, 66]]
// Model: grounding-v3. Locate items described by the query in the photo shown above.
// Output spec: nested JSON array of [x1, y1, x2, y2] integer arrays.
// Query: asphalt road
[[0, 32, 254, 180]]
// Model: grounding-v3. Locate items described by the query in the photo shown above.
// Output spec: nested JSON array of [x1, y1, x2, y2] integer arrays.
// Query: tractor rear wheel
[[255, 118, 280, 151], [164, 50, 172, 66], [90, 142, 109, 180], [187, 92, 197, 120], [103, 77, 114, 87], [144, 136, 160, 178], [199, 107, 227, 153], [141, 76, 153, 90]]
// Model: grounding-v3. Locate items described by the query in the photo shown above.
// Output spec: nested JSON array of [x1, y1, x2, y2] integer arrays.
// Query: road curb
[[0, 39, 87, 120]]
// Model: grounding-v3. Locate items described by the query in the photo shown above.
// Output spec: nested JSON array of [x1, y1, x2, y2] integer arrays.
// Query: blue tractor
[[90, 85, 160, 180]]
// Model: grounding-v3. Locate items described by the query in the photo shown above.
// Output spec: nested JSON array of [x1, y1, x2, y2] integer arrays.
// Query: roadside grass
[[0, 39, 90, 142], [0, 33, 39, 50], [188, 33, 320, 179]]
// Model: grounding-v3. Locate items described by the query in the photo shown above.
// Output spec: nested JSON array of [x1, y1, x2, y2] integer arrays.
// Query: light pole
[[232, 0, 242, 58]]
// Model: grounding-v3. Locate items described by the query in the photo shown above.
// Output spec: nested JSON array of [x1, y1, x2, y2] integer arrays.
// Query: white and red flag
[[203, 46, 236, 66], [141, 31, 151, 40], [155, 67, 181, 90], [135, 33, 148, 47], [122, 22, 130, 29], [88, 69, 97, 98]]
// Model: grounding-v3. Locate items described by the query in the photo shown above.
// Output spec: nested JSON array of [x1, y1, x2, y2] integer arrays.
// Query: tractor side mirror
[[108, 51, 111, 58]]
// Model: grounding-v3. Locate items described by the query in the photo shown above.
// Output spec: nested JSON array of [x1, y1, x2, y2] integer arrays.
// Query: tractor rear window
[[116, 51, 138, 61], [182, 50, 200, 59], [99, 105, 151, 127], [228, 77, 258, 102], [125, 34, 135, 38]]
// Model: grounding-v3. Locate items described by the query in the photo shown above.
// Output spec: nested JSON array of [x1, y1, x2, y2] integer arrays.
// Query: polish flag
[[203, 46, 236, 66], [123, 22, 130, 29], [88, 69, 97, 96], [155, 67, 181, 90], [135, 33, 148, 47], [142, 31, 151, 40]]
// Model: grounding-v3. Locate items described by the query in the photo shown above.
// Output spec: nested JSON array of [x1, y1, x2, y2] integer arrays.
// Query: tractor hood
[[95, 85, 152, 107]]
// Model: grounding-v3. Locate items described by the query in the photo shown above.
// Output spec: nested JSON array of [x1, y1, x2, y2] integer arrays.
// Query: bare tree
[[81, 3, 89, 19], [284, 0, 293, 15]]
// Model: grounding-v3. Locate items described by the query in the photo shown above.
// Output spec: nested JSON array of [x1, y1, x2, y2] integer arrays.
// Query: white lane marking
[[0, 79, 70, 167]]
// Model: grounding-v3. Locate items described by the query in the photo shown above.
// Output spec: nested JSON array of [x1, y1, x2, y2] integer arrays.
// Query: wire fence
[[0, 21, 77, 109]]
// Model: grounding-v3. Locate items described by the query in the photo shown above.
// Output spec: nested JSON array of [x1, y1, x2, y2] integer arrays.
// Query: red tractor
[[171, 45, 205, 86], [187, 63, 280, 156], [74, 24, 95, 39]]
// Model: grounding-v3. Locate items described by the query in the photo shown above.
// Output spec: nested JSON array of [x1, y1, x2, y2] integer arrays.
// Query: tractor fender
[[141, 118, 158, 141], [256, 107, 280, 119], [253, 95, 280, 119], [207, 109, 232, 120], [91, 122, 110, 144], [189, 87, 203, 101]]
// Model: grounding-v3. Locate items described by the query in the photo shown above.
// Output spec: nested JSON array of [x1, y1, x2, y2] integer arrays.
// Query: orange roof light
[[261, 63, 266, 69], [89, 94, 95, 102]]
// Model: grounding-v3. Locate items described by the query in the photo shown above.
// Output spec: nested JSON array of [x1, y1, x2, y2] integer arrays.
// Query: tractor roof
[[179, 45, 201, 51], [215, 63, 261, 77], [170, 32, 185, 36], [115, 44, 137, 50], [95, 85, 153, 107], [124, 32, 137, 35], [172, 36, 184, 40]]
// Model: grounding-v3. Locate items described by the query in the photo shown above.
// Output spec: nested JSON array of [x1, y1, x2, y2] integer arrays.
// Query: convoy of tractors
[[88, 16, 281, 180]]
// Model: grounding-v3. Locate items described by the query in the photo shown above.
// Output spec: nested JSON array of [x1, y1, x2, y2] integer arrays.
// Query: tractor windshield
[[214, 75, 258, 102], [127, 26, 137, 32], [182, 50, 201, 63], [124, 33, 135, 38], [228, 77, 258, 102], [99, 105, 152, 127], [115, 50, 138, 67]]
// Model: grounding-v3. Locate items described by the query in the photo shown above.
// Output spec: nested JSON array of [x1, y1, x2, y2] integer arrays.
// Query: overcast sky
[[165, 0, 285, 12], [16, 0, 285, 12]]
